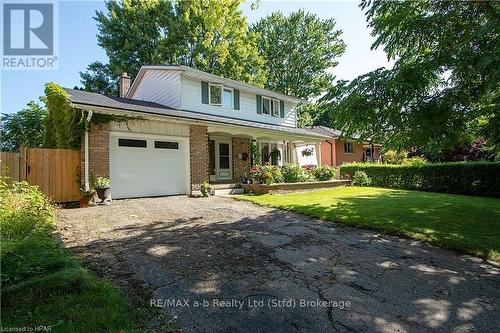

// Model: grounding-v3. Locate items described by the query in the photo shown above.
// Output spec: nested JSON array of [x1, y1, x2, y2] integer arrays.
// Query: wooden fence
[[0, 147, 80, 202]]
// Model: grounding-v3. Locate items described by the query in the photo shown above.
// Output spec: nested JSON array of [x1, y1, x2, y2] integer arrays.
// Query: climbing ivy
[[44, 82, 141, 149]]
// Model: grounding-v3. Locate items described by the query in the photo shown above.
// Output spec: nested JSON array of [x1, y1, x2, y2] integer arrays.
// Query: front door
[[215, 139, 232, 181]]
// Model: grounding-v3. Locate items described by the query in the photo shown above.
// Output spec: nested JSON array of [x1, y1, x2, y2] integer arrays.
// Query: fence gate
[[25, 148, 81, 202]]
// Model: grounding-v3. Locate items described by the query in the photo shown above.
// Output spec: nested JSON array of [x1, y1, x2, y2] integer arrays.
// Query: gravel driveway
[[56, 196, 499, 333]]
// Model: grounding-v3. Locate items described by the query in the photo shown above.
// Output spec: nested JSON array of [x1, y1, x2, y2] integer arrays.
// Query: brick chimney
[[119, 72, 130, 97]]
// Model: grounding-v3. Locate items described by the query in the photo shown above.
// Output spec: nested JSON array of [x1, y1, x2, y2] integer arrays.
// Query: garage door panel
[[110, 135, 188, 198]]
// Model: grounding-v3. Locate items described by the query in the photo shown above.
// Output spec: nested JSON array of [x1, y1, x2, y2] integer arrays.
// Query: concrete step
[[213, 188, 245, 195], [211, 183, 241, 190]]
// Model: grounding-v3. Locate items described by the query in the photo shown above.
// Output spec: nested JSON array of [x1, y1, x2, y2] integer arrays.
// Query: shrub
[[402, 156, 427, 166], [0, 178, 134, 331], [282, 164, 304, 183], [351, 171, 371, 186], [383, 150, 408, 164], [340, 162, 500, 197], [200, 181, 212, 197], [313, 165, 336, 181], [250, 164, 283, 184]]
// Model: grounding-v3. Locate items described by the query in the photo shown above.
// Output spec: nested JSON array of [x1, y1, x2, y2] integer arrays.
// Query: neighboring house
[[66, 65, 328, 198], [308, 126, 382, 167]]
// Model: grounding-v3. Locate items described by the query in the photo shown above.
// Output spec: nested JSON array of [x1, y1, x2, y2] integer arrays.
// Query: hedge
[[340, 162, 500, 197]]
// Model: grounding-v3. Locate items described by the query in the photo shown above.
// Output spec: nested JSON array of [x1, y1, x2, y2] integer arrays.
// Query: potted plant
[[200, 181, 213, 197], [79, 188, 95, 208], [302, 147, 314, 157], [95, 177, 111, 205]]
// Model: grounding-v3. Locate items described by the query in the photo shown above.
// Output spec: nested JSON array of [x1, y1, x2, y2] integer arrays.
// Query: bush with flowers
[[249, 163, 284, 184]]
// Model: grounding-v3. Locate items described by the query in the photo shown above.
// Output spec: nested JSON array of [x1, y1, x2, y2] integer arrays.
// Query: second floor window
[[344, 142, 354, 153], [223, 88, 233, 108], [262, 96, 280, 117], [209, 84, 222, 105]]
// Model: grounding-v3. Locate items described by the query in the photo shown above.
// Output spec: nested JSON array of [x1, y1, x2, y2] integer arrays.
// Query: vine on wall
[[43, 83, 141, 149]]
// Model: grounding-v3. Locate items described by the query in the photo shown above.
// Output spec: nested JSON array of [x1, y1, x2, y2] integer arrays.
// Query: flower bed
[[241, 179, 351, 194]]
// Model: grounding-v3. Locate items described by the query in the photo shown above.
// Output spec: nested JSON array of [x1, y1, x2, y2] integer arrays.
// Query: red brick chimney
[[119, 72, 130, 97]]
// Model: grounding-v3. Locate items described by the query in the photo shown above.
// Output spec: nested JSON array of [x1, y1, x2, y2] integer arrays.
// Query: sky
[[0, 0, 393, 114]]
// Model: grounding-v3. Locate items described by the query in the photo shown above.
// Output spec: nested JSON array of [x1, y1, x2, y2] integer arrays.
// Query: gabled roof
[[63, 88, 327, 139], [307, 126, 343, 138], [127, 65, 303, 103]]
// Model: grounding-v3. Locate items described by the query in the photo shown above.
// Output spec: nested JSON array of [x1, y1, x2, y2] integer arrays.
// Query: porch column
[[232, 137, 250, 182]]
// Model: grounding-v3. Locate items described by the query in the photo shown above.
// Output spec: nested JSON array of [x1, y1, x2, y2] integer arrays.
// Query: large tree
[[253, 10, 345, 99], [0, 101, 47, 151], [321, 0, 500, 152], [86, 0, 263, 87], [79, 61, 119, 95]]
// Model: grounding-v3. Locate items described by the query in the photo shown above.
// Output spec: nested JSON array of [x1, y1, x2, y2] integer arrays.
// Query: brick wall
[[80, 123, 109, 188], [335, 139, 364, 165], [232, 137, 250, 181], [189, 125, 209, 192]]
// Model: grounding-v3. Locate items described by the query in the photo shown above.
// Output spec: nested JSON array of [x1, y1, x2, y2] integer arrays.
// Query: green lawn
[[238, 187, 500, 261]]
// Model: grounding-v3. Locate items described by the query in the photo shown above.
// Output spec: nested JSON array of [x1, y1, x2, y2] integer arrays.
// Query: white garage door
[[110, 133, 189, 198]]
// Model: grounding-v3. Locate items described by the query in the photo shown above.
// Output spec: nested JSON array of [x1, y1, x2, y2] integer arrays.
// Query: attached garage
[[109, 132, 190, 198]]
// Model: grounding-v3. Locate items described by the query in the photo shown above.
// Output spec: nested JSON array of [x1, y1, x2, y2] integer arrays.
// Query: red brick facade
[[232, 137, 250, 181], [189, 125, 209, 192], [80, 123, 109, 188], [319, 139, 381, 166]]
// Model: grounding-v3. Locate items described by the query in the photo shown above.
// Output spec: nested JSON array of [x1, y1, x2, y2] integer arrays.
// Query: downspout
[[84, 110, 93, 191], [326, 140, 334, 166]]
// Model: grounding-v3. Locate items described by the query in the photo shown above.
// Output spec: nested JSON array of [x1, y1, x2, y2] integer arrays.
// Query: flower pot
[[79, 196, 90, 208], [96, 187, 111, 205]]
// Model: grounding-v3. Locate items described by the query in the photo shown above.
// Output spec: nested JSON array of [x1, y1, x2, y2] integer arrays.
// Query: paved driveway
[[57, 196, 499, 333]]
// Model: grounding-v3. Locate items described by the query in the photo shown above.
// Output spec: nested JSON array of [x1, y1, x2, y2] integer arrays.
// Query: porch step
[[211, 183, 244, 195]]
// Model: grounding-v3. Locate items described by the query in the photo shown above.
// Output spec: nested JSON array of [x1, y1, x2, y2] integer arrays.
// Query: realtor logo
[[2, 2, 58, 69]]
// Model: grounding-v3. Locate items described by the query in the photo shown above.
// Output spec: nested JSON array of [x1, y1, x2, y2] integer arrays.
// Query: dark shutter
[[234, 89, 240, 110], [280, 100, 285, 118], [201, 81, 209, 104], [256, 95, 262, 114]]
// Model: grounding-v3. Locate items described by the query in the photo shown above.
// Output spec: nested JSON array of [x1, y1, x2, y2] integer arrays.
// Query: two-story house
[[66, 65, 328, 198]]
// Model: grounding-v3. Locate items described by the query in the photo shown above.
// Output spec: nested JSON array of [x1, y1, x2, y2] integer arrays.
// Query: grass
[[238, 186, 500, 262], [0, 180, 139, 332]]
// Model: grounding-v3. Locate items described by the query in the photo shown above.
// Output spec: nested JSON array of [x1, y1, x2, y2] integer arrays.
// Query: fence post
[[19, 145, 27, 181]]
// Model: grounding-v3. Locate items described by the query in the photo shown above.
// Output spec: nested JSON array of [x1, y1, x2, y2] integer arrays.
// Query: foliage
[[249, 163, 283, 184], [250, 141, 260, 166], [92, 0, 264, 85], [351, 171, 371, 186], [340, 162, 500, 197], [312, 165, 336, 181], [79, 61, 119, 95], [0, 101, 47, 151], [301, 147, 314, 157], [200, 181, 212, 197], [269, 149, 281, 166], [320, 1, 500, 152], [402, 156, 427, 166], [382, 150, 408, 165], [95, 177, 110, 188], [281, 164, 315, 183], [44, 82, 140, 149], [252, 9, 345, 99], [44, 82, 86, 149], [0, 179, 134, 331], [239, 187, 500, 261]]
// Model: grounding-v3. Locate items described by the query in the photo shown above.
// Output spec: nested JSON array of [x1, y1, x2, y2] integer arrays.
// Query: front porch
[[206, 125, 322, 184]]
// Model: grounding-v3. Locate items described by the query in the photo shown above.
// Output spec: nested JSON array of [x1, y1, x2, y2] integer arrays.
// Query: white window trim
[[222, 87, 234, 109], [344, 142, 354, 154], [209, 83, 223, 106], [261, 96, 280, 117]]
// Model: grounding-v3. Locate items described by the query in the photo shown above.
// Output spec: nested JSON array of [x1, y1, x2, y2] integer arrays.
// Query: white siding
[[110, 120, 189, 137], [130, 70, 182, 109], [180, 77, 297, 128]]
